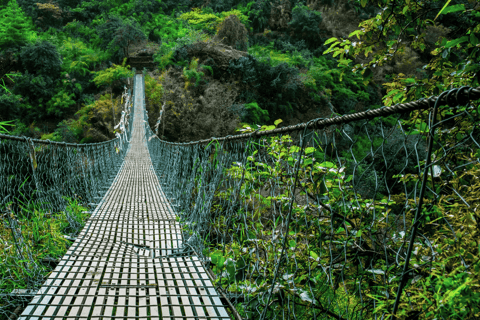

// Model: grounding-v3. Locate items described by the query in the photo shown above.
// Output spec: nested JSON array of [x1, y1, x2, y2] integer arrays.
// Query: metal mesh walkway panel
[[18, 74, 231, 320]]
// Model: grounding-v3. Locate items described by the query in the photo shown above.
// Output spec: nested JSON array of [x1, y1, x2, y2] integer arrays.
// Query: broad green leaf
[[445, 36, 468, 48], [440, 4, 465, 15]]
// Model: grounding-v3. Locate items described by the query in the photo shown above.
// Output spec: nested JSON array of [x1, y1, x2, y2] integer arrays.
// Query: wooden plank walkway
[[18, 74, 231, 320]]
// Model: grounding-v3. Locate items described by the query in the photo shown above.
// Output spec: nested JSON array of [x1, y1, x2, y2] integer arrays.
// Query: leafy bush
[[182, 57, 206, 89], [243, 102, 269, 125], [11, 72, 56, 121], [303, 55, 371, 114], [226, 54, 303, 121], [156, 0, 191, 18], [177, 7, 224, 35], [247, 0, 272, 34], [144, 72, 165, 129], [0, 0, 38, 51], [95, 13, 146, 64], [16, 39, 63, 79], [45, 87, 78, 117], [41, 118, 82, 142], [287, 2, 323, 47], [213, 14, 249, 51]]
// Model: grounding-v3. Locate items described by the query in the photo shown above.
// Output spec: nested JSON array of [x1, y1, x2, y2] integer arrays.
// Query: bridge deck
[[19, 74, 230, 320]]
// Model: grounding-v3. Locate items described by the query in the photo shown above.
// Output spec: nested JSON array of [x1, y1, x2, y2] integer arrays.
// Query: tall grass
[[0, 195, 89, 313]]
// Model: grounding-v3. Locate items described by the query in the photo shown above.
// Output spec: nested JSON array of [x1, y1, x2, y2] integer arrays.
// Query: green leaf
[[274, 119, 283, 126], [348, 30, 362, 39], [360, 0, 367, 8], [356, 230, 363, 237], [324, 37, 338, 45], [440, 4, 465, 15], [317, 161, 335, 168], [434, 0, 452, 21], [470, 33, 479, 46], [445, 36, 468, 48], [310, 251, 319, 260]]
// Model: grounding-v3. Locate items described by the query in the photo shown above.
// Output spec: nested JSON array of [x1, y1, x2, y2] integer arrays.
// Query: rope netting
[[145, 86, 480, 319], [0, 76, 136, 319]]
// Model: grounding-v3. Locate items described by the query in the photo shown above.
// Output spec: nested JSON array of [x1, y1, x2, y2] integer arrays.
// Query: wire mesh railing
[[0, 73, 136, 320], [145, 86, 480, 319]]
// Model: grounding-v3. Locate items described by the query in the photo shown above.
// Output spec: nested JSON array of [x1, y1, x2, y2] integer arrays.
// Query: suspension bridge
[[1, 70, 480, 319], [16, 73, 232, 319]]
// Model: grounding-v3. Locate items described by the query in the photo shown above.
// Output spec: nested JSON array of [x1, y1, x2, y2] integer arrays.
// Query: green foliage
[[144, 72, 165, 128], [90, 57, 134, 90], [199, 119, 393, 318], [243, 102, 269, 125], [150, 12, 210, 62], [144, 73, 165, 107], [63, 19, 101, 46], [287, 2, 323, 47], [34, 0, 65, 30], [182, 57, 205, 89], [155, 50, 175, 72], [12, 72, 56, 121], [0, 0, 37, 50], [247, 0, 271, 34], [226, 54, 303, 120], [95, 13, 147, 63], [177, 7, 224, 35], [16, 39, 63, 78], [0, 196, 88, 292], [46, 87, 78, 117], [0, 120, 14, 134], [323, 0, 479, 102], [247, 41, 312, 69], [301, 55, 370, 113], [58, 29, 108, 69]]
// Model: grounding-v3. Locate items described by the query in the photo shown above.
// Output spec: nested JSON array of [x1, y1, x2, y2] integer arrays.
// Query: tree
[[34, 0, 69, 30], [89, 57, 134, 130], [0, 0, 37, 50], [0, 0, 37, 80], [96, 14, 147, 63]]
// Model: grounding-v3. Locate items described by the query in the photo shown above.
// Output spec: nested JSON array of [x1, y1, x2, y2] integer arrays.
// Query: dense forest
[[1, 0, 479, 319], [0, 0, 476, 144]]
